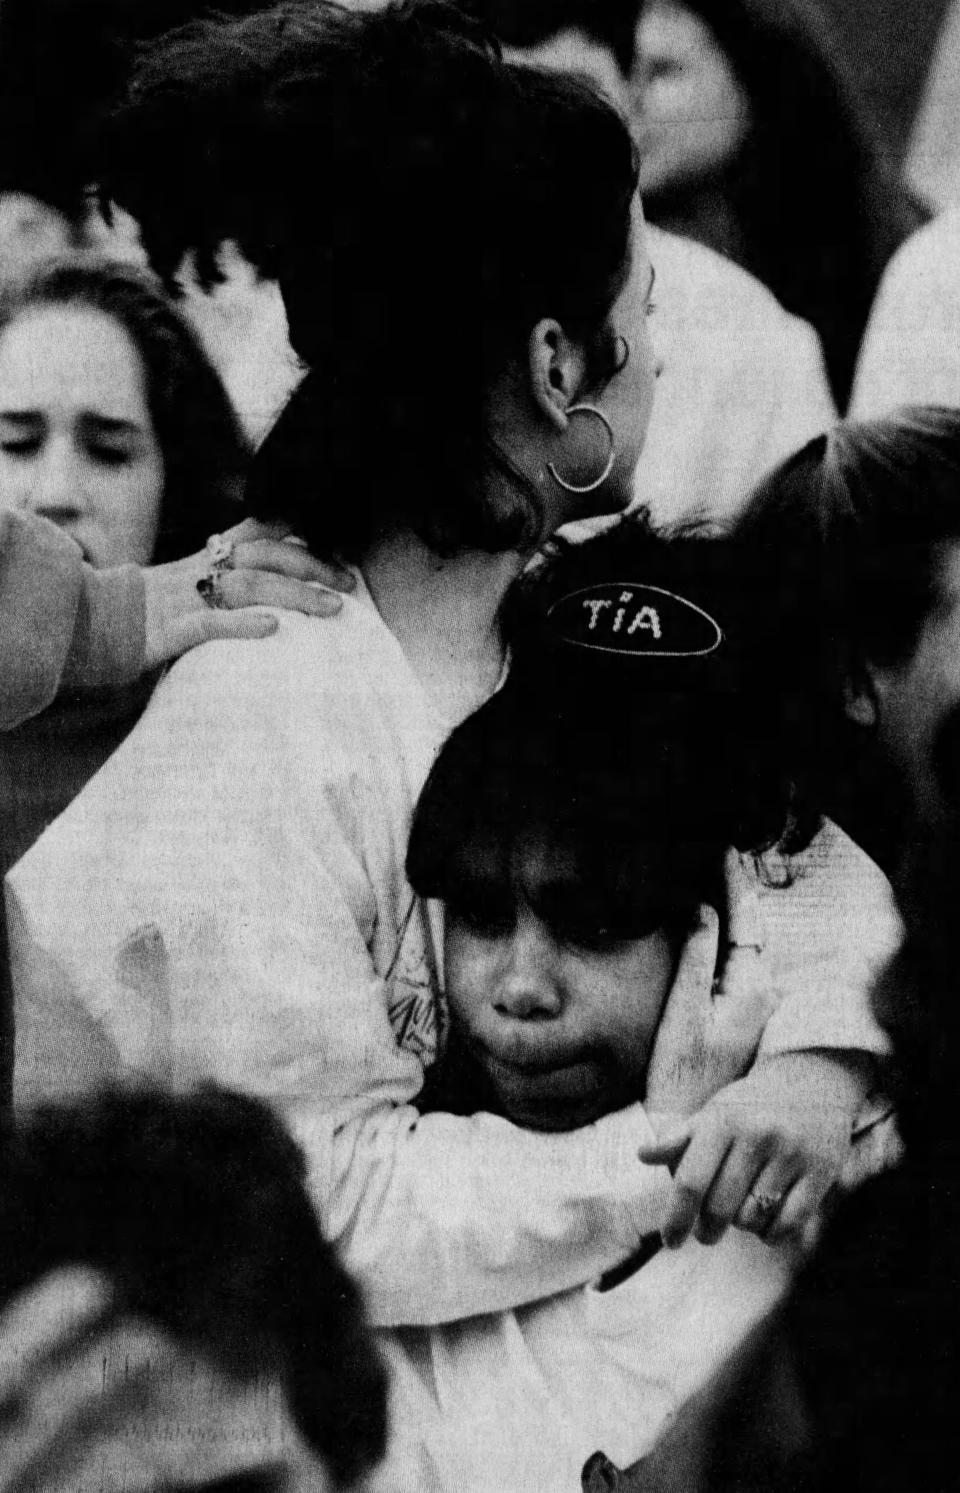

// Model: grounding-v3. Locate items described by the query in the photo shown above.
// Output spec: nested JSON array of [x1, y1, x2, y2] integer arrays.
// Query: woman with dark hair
[[0, 252, 353, 1089], [727, 405, 960, 873], [626, 0, 926, 409], [0, 256, 250, 563], [9, 0, 668, 1324], [0, 255, 251, 887]]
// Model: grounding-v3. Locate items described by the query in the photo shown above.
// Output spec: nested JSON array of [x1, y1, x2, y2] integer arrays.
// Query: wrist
[[752, 1049, 875, 1124]]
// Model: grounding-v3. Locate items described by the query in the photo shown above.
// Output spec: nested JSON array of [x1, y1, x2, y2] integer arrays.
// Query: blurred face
[[49, 1316, 336, 1493], [0, 193, 74, 273], [629, 2, 751, 196], [443, 838, 677, 1132], [874, 543, 960, 819], [0, 305, 164, 567]]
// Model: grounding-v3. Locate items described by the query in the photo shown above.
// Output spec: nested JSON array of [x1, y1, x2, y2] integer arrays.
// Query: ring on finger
[[748, 1189, 784, 1222], [196, 572, 229, 610], [196, 532, 236, 610]]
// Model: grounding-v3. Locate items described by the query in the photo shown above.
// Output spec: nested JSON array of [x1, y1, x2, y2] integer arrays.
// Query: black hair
[[0, 256, 250, 562], [409, 520, 802, 936], [93, 0, 638, 560], [464, 0, 640, 73], [0, 1, 272, 216], [731, 407, 960, 858], [0, 1086, 388, 1489]]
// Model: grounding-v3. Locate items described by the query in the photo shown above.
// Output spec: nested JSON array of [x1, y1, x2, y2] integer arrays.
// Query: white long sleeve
[[7, 603, 670, 1327]]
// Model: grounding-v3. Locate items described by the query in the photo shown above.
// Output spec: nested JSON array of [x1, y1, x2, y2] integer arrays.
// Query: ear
[[527, 318, 586, 432], [843, 667, 881, 728]]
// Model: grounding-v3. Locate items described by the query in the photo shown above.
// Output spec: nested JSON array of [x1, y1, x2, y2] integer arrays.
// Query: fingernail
[[311, 594, 344, 615]]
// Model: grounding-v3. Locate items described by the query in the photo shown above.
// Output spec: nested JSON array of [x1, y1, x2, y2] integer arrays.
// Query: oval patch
[[546, 582, 723, 657]]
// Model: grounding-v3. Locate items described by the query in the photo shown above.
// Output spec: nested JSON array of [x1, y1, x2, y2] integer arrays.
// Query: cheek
[[443, 935, 493, 1024], [110, 456, 165, 562], [0, 456, 28, 510], [598, 939, 676, 1070]]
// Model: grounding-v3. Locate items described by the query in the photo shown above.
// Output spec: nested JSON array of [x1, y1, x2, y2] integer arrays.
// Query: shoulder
[[147, 598, 405, 743], [873, 212, 960, 293], [851, 215, 960, 416], [758, 820, 903, 960], [648, 226, 823, 355]]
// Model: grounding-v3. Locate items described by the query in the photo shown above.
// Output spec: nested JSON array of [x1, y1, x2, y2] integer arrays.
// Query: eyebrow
[[78, 413, 143, 438], [0, 410, 143, 435]]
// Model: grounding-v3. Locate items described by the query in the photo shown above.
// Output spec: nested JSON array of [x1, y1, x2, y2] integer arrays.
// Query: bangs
[[410, 761, 723, 939]]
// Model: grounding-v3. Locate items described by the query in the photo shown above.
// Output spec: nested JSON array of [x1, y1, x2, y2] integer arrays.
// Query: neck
[[360, 528, 526, 727]]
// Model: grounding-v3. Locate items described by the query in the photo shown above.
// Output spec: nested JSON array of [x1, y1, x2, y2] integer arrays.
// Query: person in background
[[0, 1086, 388, 1493], [850, 207, 960, 416], [624, 0, 926, 411], [726, 406, 960, 876], [0, 255, 354, 1093], [0, 255, 250, 877], [905, 0, 960, 212]]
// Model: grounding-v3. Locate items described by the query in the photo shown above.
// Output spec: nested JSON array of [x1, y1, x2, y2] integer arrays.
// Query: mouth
[[477, 1050, 610, 1131]]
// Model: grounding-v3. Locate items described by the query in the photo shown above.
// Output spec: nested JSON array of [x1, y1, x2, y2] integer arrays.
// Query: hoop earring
[[547, 404, 616, 495]]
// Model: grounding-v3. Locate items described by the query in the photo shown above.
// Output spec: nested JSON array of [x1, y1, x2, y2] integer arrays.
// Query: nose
[[493, 918, 563, 1022], [27, 439, 86, 522]]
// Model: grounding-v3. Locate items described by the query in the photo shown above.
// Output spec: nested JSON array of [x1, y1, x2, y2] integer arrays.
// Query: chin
[[497, 1088, 620, 1134]]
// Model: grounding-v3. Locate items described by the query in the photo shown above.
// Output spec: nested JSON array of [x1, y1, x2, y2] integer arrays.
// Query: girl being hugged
[[389, 525, 898, 1486]]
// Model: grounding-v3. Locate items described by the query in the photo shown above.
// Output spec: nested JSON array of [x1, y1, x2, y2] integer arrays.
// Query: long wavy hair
[[634, 0, 925, 410]]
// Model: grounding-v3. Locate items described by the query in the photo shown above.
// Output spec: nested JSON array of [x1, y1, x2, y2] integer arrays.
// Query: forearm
[[749, 1049, 877, 1128], [0, 511, 145, 730], [305, 1099, 672, 1327], [63, 563, 145, 693]]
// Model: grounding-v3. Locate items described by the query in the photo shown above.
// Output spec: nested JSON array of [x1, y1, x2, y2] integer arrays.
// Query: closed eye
[[87, 442, 133, 467]]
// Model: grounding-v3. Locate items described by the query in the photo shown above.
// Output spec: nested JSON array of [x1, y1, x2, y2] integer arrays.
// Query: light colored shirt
[[851, 209, 960, 416], [633, 228, 837, 528], [376, 863, 893, 1493]]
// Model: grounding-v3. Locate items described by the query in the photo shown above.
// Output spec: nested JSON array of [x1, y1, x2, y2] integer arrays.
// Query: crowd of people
[[0, 1, 958, 1489]]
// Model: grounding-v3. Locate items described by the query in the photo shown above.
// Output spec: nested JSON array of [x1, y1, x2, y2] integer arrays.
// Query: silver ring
[[205, 532, 235, 570], [197, 532, 236, 609], [749, 1190, 784, 1219], [196, 572, 229, 610]]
